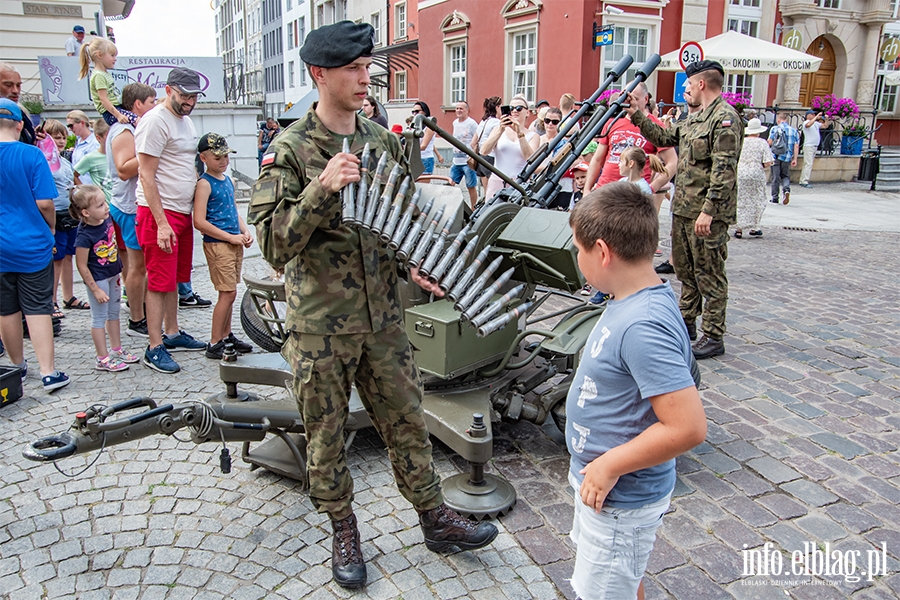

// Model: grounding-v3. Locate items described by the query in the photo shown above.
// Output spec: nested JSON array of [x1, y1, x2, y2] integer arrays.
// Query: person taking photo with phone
[[479, 94, 539, 200]]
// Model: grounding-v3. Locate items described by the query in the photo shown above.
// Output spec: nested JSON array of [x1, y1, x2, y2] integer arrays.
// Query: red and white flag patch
[[261, 153, 276, 166], [722, 119, 732, 127]]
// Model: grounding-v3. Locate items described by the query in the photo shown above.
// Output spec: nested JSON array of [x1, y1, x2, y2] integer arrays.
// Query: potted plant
[[20, 94, 43, 128], [840, 119, 868, 156], [722, 91, 752, 116], [811, 95, 866, 155]]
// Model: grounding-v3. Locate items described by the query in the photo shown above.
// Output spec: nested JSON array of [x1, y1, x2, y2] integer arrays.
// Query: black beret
[[300, 21, 375, 68], [685, 60, 725, 78]]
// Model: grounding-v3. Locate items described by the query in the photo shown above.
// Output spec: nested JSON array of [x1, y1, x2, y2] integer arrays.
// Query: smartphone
[[500, 105, 511, 117]]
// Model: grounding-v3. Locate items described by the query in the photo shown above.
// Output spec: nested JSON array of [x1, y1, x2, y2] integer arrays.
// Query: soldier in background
[[247, 21, 497, 591], [625, 60, 742, 360]]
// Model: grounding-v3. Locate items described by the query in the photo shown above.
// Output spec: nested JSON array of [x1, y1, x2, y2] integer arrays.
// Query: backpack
[[770, 125, 788, 156]]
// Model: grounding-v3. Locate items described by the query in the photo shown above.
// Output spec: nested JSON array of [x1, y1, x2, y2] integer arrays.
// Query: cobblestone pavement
[[2, 185, 899, 599]]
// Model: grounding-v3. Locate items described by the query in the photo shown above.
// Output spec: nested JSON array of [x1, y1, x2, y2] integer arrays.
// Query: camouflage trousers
[[284, 323, 443, 521], [671, 214, 729, 340]]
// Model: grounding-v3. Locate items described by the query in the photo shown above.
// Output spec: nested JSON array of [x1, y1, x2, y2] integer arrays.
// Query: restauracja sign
[[38, 56, 225, 104]]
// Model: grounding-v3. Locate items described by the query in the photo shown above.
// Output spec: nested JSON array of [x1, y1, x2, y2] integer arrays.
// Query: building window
[[289, 61, 295, 87], [395, 70, 407, 100], [727, 18, 758, 38], [729, 0, 760, 5], [298, 17, 305, 46], [449, 43, 467, 103], [286, 0, 291, 9], [300, 60, 307, 86], [725, 73, 754, 97], [395, 2, 407, 40], [816, 0, 840, 7], [605, 26, 648, 90], [372, 12, 381, 46], [875, 33, 899, 113], [288, 22, 294, 49], [511, 30, 537, 103]]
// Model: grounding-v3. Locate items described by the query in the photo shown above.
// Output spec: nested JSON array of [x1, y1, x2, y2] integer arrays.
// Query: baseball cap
[[391, 124, 403, 134], [198, 132, 236, 156], [535, 99, 550, 108], [73, 25, 85, 33], [0, 98, 23, 121], [167, 68, 206, 96], [571, 163, 589, 172]]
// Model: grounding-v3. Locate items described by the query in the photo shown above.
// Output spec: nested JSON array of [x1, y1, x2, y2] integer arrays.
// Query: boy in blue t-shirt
[[0, 98, 70, 391], [566, 181, 707, 600], [192, 133, 254, 360]]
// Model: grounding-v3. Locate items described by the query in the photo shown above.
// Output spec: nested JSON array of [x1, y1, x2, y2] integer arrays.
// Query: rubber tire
[[239, 289, 285, 353]]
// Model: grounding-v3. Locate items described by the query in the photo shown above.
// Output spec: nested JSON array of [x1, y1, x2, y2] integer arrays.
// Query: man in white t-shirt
[[65, 25, 85, 57], [449, 101, 478, 208], [799, 110, 830, 188], [135, 67, 208, 373]]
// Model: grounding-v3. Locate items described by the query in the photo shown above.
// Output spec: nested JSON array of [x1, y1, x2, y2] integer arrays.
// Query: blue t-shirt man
[[566, 282, 696, 508], [198, 172, 239, 243], [0, 140, 57, 273]]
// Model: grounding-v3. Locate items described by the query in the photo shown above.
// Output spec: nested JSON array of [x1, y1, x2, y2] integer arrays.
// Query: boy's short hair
[[121, 82, 156, 111], [92, 118, 109, 138], [569, 181, 658, 262]]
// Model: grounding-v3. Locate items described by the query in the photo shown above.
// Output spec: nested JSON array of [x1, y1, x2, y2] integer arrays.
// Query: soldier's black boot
[[683, 319, 697, 341], [331, 513, 366, 589], [692, 335, 725, 360], [418, 503, 499, 552]]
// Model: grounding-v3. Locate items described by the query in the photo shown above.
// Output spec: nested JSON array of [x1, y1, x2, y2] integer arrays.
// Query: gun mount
[[24, 55, 697, 520]]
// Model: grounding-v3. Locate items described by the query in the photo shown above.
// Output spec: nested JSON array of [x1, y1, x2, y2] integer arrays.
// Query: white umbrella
[[658, 31, 823, 74], [884, 71, 900, 86]]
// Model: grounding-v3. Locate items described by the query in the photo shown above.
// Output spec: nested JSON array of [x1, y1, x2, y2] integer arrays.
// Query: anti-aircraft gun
[[24, 54, 696, 519]]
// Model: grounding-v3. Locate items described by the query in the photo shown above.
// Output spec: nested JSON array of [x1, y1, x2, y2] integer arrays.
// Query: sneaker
[[782, 191, 790, 205], [110, 348, 140, 363], [580, 284, 592, 297], [179, 292, 212, 308], [163, 330, 207, 352], [654, 260, 674, 274], [589, 291, 611, 305], [96, 356, 129, 372], [18, 361, 27, 383], [799, 183, 812, 188], [226, 332, 253, 354], [770, 198, 779, 204], [42, 371, 71, 392], [206, 339, 226, 360], [143, 344, 180, 373], [127, 318, 149, 338]]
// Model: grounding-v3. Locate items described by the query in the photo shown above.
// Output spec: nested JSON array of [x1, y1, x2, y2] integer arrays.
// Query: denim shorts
[[421, 157, 435, 174], [449, 163, 477, 188], [568, 472, 671, 600]]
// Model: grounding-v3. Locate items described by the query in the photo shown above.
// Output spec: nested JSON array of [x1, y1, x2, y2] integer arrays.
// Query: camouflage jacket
[[633, 96, 742, 224], [247, 104, 413, 335]]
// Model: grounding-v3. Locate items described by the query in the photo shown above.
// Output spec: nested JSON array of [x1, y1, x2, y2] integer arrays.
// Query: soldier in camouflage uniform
[[246, 21, 497, 590], [626, 60, 742, 359]]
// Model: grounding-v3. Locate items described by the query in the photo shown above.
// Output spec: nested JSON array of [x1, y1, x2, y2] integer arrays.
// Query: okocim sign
[[657, 31, 822, 74]]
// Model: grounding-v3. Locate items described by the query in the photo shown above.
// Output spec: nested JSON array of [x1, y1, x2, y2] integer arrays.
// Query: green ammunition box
[[492, 207, 584, 293], [406, 299, 517, 379]]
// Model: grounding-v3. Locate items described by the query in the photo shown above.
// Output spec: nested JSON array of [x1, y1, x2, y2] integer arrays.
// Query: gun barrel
[[477, 301, 533, 338], [454, 256, 503, 312], [469, 284, 526, 328], [439, 236, 480, 293], [407, 207, 445, 268], [461, 268, 514, 321], [387, 188, 421, 249]]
